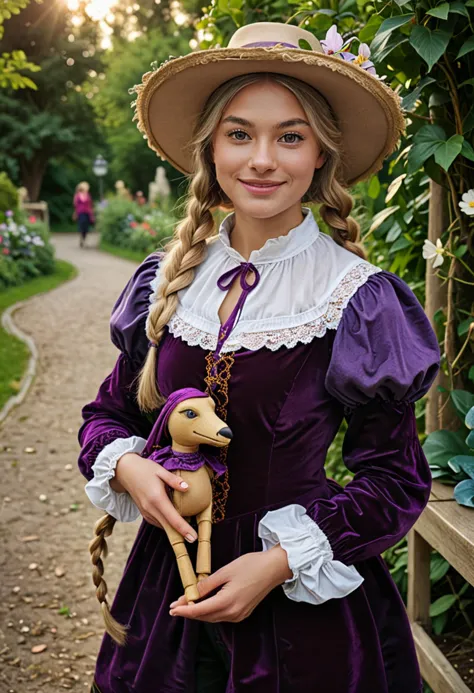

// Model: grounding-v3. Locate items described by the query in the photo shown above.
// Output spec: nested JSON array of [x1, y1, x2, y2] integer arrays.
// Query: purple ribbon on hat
[[142, 387, 210, 455]]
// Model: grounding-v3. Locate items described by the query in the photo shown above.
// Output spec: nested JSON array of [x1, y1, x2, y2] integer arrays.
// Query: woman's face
[[212, 81, 325, 219]]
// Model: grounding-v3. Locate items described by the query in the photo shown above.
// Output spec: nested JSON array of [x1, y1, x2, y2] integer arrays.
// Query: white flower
[[422, 238, 445, 268], [24, 235, 32, 243], [31, 236, 44, 246], [459, 189, 474, 216]]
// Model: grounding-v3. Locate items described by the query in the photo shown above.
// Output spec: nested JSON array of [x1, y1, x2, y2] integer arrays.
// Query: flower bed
[[0, 211, 55, 291], [97, 198, 176, 256]]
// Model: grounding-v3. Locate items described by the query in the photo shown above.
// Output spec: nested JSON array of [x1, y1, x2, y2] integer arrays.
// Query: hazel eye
[[183, 409, 197, 419]]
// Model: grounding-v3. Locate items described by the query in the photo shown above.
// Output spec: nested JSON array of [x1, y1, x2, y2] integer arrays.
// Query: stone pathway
[[0, 232, 141, 692]]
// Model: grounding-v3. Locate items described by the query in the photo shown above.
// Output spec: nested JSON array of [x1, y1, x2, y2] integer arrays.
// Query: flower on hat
[[321, 27, 378, 76], [459, 189, 474, 216], [321, 26, 345, 56], [422, 238, 445, 268], [344, 43, 377, 76]]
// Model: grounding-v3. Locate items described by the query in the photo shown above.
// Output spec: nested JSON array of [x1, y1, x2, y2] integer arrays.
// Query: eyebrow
[[221, 116, 310, 129]]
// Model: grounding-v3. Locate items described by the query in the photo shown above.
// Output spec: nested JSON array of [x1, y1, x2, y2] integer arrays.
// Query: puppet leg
[[159, 516, 200, 602], [196, 500, 212, 581]]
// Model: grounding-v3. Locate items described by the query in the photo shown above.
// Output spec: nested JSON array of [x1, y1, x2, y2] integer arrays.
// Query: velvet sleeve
[[259, 270, 441, 603], [310, 270, 441, 565], [77, 252, 163, 481]]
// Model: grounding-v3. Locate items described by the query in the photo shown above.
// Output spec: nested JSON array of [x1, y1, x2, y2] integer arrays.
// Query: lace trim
[[166, 262, 382, 352]]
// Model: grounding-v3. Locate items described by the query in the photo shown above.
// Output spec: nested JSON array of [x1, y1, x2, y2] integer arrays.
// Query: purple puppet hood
[[142, 387, 210, 456]]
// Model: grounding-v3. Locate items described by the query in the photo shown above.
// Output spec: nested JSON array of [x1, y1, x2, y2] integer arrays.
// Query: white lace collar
[[218, 207, 320, 265], [149, 208, 382, 352]]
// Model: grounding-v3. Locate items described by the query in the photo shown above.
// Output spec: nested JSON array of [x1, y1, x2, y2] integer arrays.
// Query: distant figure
[[135, 190, 146, 206], [73, 182, 95, 248]]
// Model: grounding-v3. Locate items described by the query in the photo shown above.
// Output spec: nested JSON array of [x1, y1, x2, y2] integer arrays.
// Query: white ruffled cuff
[[258, 503, 364, 605], [84, 435, 147, 522]]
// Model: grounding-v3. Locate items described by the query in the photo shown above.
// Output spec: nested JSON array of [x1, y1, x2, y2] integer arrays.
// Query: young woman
[[78, 22, 441, 693], [73, 181, 95, 248]]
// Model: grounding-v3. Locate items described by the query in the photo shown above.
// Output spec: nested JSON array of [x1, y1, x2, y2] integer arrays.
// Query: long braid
[[89, 514, 128, 645], [137, 166, 222, 412], [319, 178, 367, 260]]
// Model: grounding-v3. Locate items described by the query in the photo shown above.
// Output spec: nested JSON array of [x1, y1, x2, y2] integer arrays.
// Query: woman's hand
[[169, 545, 293, 623], [111, 452, 198, 543]]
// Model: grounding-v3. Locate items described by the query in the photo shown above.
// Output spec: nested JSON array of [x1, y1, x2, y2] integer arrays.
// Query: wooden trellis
[[408, 480, 474, 693]]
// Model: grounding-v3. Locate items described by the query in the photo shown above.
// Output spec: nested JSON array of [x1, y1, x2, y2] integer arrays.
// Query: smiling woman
[[78, 20, 440, 693]]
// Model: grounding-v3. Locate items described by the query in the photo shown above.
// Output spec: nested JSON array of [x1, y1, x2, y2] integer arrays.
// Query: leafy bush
[[0, 172, 19, 219], [0, 211, 55, 291], [96, 198, 176, 255], [424, 394, 474, 507]]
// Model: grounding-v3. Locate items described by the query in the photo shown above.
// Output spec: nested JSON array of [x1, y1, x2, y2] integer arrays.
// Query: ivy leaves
[[409, 26, 451, 72], [408, 125, 474, 173]]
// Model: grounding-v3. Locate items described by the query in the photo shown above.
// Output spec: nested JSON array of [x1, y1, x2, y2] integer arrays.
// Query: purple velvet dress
[[78, 250, 440, 693]]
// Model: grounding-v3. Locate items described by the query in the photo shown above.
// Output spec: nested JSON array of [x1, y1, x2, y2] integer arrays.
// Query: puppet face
[[167, 396, 233, 449]]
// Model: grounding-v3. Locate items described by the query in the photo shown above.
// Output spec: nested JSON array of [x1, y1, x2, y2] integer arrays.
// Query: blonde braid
[[89, 514, 128, 645], [137, 167, 222, 412], [319, 179, 367, 261]]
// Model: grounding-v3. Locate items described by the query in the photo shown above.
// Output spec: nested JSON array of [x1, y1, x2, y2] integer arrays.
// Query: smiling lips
[[238, 179, 285, 195]]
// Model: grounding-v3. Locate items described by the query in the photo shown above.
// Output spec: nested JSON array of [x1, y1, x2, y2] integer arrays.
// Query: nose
[[249, 139, 276, 172], [218, 426, 233, 440]]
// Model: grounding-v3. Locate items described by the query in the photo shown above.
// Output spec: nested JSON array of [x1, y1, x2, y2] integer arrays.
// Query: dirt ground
[[0, 232, 141, 692]]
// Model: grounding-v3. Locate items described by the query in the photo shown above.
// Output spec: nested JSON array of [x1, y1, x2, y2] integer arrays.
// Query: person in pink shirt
[[73, 182, 95, 248]]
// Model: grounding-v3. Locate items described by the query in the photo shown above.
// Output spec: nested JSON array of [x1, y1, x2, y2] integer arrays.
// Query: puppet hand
[[169, 546, 292, 623]]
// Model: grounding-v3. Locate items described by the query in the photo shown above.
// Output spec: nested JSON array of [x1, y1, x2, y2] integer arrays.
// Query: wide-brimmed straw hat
[[132, 22, 406, 186]]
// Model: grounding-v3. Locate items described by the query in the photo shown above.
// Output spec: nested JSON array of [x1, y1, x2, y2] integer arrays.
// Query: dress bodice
[[157, 331, 340, 518]]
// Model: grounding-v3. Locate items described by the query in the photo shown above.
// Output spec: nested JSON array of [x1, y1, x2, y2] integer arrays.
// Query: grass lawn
[[0, 260, 78, 412], [99, 239, 148, 264]]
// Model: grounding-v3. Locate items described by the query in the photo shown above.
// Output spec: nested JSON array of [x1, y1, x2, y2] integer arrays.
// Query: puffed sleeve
[[77, 252, 163, 522], [258, 269, 441, 604]]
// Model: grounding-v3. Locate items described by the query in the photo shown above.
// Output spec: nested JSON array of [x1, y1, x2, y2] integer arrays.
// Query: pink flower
[[343, 43, 377, 76], [28, 215, 37, 223], [130, 221, 138, 228], [2, 248, 10, 255], [0, 236, 3, 243], [321, 25, 344, 55]]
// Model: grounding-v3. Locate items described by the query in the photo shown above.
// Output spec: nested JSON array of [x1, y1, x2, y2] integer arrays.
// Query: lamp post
[[93, 154, 108, 201]]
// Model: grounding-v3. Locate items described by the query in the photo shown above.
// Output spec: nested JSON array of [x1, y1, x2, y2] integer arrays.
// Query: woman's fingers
[[158, 496, 198, 542], [156, 468, 190, 493]]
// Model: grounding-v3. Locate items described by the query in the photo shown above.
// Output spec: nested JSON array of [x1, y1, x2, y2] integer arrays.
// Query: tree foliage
[[92, 27, 192, 195], [0, 0, 105, 201]]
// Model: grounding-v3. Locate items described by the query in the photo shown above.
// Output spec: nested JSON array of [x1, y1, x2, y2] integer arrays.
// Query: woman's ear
[[315, 151, 326, 170]]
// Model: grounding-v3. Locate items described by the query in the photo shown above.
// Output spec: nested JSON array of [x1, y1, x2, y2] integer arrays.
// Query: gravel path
[[0, 232, 141, 692]]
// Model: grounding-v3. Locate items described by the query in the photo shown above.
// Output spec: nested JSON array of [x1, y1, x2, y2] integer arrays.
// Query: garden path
[[0, 231, 140, 692]]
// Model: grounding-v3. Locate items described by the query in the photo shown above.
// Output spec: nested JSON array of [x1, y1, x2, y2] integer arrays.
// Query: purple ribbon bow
[[215, 262, 260, 354]]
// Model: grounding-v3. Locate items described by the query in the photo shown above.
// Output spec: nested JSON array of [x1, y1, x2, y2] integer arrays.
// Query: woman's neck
[[229, 203, 304, 261]]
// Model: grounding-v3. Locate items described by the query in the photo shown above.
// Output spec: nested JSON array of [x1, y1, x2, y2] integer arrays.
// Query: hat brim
[[134, 47, 406, 186]]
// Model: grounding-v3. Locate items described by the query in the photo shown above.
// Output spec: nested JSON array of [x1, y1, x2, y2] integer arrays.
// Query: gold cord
[[204, 351, 235, 523]]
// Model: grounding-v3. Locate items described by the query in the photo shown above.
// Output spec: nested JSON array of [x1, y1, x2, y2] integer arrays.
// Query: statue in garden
[[115, 180, 132, 200], [148, 166, 171, 205]]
